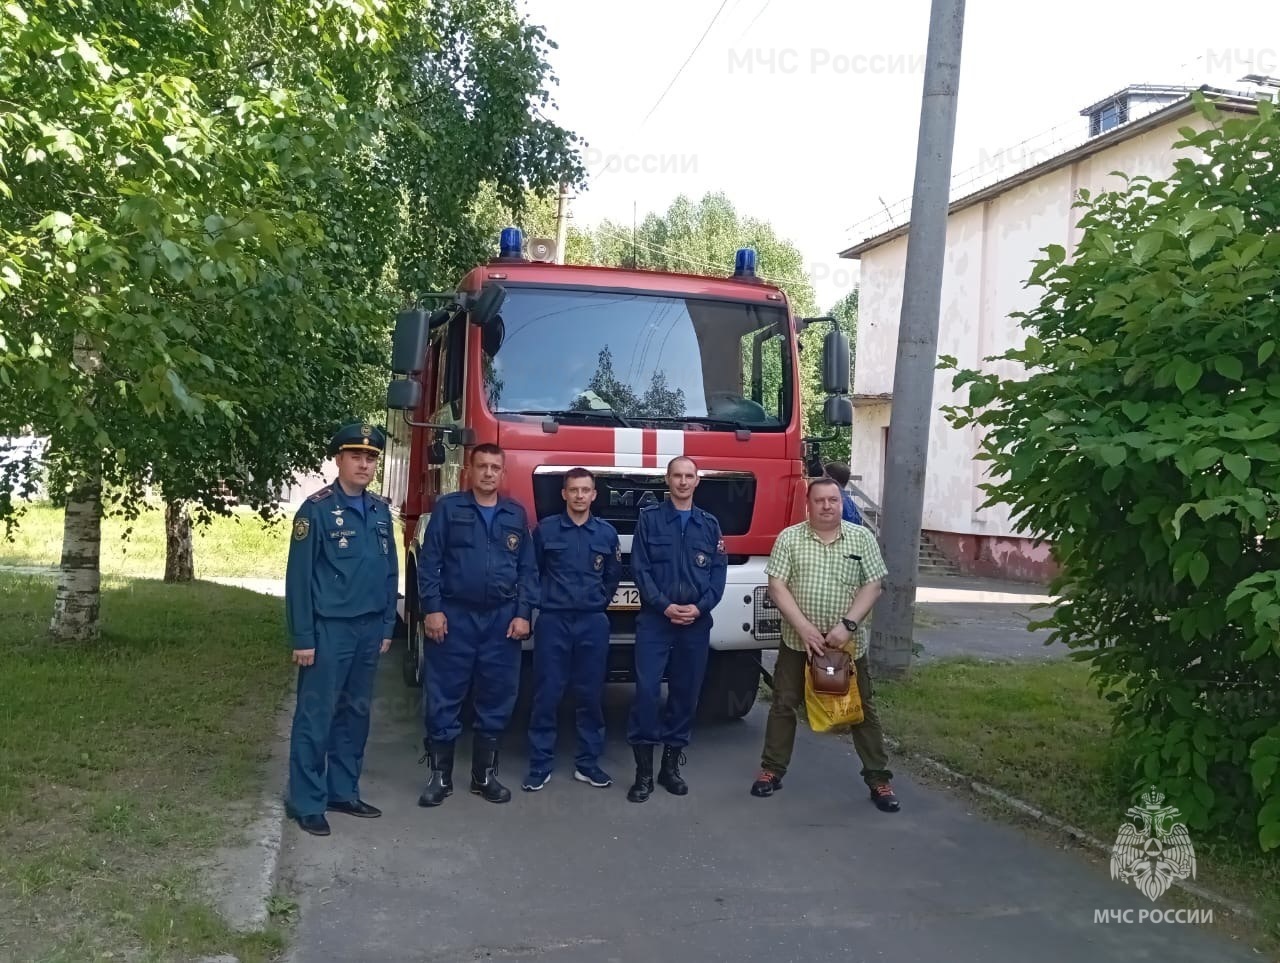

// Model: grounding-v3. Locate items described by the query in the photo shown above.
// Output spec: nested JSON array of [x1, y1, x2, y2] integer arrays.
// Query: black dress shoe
[[296, 813, 331, 836], [327, 798, 382, 818]]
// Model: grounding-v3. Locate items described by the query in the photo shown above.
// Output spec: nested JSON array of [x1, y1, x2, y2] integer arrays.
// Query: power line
[[639, 0, 733, 127], [736, 0, 772, 40]]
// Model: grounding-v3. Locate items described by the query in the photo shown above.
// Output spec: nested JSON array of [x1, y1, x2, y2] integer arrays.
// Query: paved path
[[913, 574, 1066, 663], [275, 658, 1251, 963]]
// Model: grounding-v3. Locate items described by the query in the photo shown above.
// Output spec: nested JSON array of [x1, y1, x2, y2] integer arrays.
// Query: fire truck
[[382, 227, 852, 721]]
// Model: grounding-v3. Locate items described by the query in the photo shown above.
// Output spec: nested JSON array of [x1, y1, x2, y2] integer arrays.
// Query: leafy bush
[[940, 94, 1280, 852]]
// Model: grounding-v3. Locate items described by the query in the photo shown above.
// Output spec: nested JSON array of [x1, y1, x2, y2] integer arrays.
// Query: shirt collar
[[805, 521, 846, 542]]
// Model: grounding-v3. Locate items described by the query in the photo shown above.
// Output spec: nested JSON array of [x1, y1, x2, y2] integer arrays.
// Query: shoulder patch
[[716, 536, 726, 554], [293, 517, 311, 541], [308, 486, 332, 502]]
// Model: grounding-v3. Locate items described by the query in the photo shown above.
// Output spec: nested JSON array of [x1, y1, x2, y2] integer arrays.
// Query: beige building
[[838, 81, 1271, 582]]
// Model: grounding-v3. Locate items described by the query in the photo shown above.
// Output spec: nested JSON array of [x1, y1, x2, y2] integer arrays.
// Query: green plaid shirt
[[764, 521, 889, 659]]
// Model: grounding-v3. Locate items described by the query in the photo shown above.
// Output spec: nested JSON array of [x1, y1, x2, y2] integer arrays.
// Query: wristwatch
[[841, 617, 859, 633]]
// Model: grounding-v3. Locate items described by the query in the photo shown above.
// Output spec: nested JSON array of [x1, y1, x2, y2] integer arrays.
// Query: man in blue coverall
[[626, 455, 728, 803], [522, 468, 623, 792], [416, 443, 539, 807], [284, 422, 399, 837], [824, 461, 864, 525]]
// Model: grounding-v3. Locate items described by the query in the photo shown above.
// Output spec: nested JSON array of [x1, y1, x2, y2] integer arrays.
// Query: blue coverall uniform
[[284, 485, 398, 819], [841, 490, 864, 525], [628, 500, 728, 750], [526, 512, 623, 781], [416, 490, 539, 756]]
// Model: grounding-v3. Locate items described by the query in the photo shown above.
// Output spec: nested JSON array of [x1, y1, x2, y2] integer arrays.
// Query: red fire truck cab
[[383, 228, 852, 721]]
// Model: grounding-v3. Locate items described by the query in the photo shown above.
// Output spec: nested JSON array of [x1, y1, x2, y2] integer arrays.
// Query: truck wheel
[[697, 650, 762, 722], [401, 568, 423, 689]]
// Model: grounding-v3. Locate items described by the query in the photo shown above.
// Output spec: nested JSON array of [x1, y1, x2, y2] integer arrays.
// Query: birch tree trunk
[[164, 498, 194, 582], [49, 470, 103, 642]]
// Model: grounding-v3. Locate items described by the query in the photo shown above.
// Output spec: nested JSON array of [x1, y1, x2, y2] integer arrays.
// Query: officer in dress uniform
[[522, 468, 623, 792], [416, 443, 539, 807], [625, 455, 728, 803], [284, 422, 399, 836]]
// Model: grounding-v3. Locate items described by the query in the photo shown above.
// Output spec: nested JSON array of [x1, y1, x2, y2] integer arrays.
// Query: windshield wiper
[[508, 408, 634, 428], [642, 415, 752, 432]]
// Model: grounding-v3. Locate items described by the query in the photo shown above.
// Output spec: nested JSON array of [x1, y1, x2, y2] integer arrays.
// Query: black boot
[[627, 744, 654, 803], [469, 734, 512, 804], [418, 739, 454, 808], [658, 745, 688, 796]]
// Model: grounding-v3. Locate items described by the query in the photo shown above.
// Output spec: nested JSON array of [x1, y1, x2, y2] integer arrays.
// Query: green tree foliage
[[0, 0, 583, 637], [390, 1, 585, 296], [939, 95, 1280, 853]]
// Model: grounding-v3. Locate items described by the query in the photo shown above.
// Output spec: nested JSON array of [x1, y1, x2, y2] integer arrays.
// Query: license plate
[[610, 584, 641, 610]]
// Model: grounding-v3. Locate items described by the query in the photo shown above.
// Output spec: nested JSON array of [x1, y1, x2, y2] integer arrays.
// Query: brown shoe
[[869, 782, 900, 812]]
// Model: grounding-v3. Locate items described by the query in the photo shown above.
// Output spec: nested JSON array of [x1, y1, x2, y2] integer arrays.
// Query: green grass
[[0, 572, 294, 962], [876, 657, 1280, 947], [0, 499, 407, 582]]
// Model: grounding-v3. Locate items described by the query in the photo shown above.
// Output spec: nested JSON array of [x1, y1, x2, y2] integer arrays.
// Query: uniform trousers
[[626, 609, 712, 749], [287, 612, 383, 817], [422, 600, 521, 745], [528, 610, 610, 771]]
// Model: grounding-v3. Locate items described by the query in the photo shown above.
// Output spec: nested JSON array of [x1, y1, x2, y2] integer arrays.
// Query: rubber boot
[[469, 733, 512, 804], [417, 739, 454, 807], [627, 744, 655, 803], [657, 745, 689, 796]]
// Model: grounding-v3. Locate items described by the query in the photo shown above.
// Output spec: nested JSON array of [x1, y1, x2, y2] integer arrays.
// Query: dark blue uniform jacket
[[417, 490, 539, 621], [532, 513, 624, 613], [285, 485, 399, 649], [630, 500, 728, 616]]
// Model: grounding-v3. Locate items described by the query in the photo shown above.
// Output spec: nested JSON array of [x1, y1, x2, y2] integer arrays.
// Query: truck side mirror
[[392, 308, 430, 375], [823, 395, 853, 427], [387, 378, 422, 411], [469, 283, 506, 328], [822, 329, 850, 394]]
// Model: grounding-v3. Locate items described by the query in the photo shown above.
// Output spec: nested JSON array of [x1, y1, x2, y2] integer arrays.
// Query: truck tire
[[697, 650, 762, 722], [401, 562, 423, 688]]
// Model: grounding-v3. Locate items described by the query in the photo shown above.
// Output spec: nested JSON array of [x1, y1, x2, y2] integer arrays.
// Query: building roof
[[1076, 83, 1195, 117], [838, 86, 1264, 260]]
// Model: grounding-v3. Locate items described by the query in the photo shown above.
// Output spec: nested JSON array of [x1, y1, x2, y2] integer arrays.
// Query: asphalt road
[[276, 657, 1255, 963]]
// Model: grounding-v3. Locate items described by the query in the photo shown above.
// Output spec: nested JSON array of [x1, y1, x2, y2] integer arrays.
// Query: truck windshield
[[482, 287, 794, 430]]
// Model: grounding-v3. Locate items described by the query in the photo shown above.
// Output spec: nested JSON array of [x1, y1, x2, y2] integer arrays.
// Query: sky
[[515, 0, 1280, 309]]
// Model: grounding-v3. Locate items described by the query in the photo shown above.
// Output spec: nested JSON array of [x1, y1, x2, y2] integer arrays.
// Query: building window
[[1090, 98, 1129, 136]]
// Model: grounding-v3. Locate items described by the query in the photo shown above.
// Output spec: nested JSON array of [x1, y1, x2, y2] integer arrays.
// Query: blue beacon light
[[499, 227, 524, 259], [733, 247, 757, 278]]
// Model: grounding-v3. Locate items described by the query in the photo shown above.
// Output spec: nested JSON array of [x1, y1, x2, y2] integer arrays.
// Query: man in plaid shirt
[[750, 476, 900, 812]]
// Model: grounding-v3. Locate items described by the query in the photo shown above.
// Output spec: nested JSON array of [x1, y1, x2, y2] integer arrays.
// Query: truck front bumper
[[521, 555, 781, 652]]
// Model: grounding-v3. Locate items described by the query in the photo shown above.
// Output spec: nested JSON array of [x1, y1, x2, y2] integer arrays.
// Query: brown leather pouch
[[809, 647, 852, 696]]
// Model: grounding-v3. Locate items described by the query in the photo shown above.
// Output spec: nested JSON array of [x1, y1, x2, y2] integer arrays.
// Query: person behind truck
[[823, 461, 864, 526], [624, 455, 728, 803], [522, 468, 623, 792], [415, 443, 539, 808], [749, 476, 900, 812], [283, 422, 399, 837]]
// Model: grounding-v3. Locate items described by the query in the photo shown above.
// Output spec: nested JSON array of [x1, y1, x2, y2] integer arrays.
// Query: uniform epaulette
[[369, 491, 390, 505], [308, 487, 332, 502]]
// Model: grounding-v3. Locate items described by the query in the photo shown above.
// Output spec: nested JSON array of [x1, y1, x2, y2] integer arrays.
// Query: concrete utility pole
[[554, 181, 569, 264], [869, 0, 966, 679]]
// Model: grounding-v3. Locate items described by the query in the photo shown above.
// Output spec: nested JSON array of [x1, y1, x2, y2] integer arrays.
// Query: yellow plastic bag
[[804, 661, 864, 731]]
